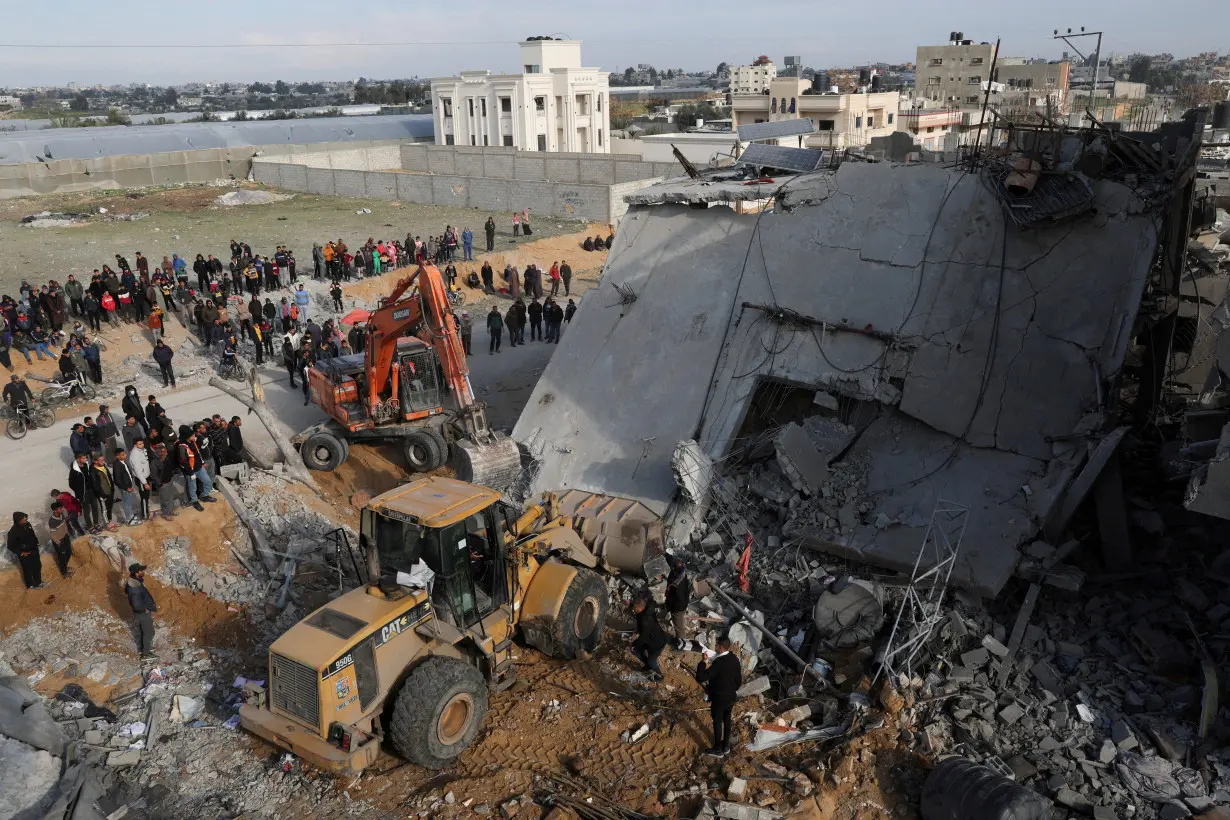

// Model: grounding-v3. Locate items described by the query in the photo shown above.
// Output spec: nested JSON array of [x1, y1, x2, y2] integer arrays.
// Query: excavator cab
[[393, 338, 444, 419]]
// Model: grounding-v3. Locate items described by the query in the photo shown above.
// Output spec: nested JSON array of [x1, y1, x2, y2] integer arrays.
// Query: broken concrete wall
[[515, 162, 1158, 594]]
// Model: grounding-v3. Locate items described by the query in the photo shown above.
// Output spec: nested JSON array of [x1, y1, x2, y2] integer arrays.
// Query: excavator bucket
[[452, 434, 523, 492]]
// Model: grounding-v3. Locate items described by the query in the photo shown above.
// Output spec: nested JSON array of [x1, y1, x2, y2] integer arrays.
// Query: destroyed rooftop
[[515, 114, 1209, 596]]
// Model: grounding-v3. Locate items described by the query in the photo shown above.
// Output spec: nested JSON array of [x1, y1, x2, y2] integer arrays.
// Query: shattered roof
[[514, 160, 1162, 595]]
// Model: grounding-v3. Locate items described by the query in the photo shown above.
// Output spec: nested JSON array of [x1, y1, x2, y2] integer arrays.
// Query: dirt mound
[[215, 189, 293, 207]]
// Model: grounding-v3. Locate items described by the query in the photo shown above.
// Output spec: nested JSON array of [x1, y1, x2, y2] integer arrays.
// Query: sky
[[2, 0, 1224, 87]]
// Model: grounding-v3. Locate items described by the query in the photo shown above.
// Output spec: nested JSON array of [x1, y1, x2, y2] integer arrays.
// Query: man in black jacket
[[152, 340, 175, 387], [665, 557, 691, 642], [631, 595, 668, 682], [695, 636, 743, 755], [126, 562, 157, 656], [7, 511, 43, 589], [3, 374, 32, 410], [68, 454, 99, 532]]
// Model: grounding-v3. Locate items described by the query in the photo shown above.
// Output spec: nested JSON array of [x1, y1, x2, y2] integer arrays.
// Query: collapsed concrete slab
[[514, 159, 1162, 594]]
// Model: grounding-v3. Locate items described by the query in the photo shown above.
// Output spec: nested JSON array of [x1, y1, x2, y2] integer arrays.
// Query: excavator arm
[[365, 264, 475, 416]]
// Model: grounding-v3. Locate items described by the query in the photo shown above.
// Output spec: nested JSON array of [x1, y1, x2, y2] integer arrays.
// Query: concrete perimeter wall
[[254, 143, 680, 223], [0, 139, 412, 200], [400, 144, 678, 184]]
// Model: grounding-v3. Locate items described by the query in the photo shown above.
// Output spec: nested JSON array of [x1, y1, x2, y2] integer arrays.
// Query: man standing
[[227, 417, 244, 464], [50, 488, 85, 538], [484, 216, 496, 252], [68, 454, 99, 533], [83, 338, 102, 384], [296, 342, 316, 406], [47, 502, 74, 579], [631, 595, 668, 682], [176, 426, 217, 510], [144, 394, 166, 434], [549, 262, 561, 297], [504, 305, 520, 349], [129, 439, 152, 521], [113, 448, 142, 526], [565, 299, 577, 324], [462, 226, 473, 261], [152, 339, 175, 388], [330, 282, 343, 312], [126, 563, 158, 658], [549, 299, 565, 344], [458, 311, 472, 356], [282, 336, 298, 388], [487, 306, 503, 355], [7, 512, 43, 589], [560, 260, 573, 297], [90, 455, 118, 530], [666, 557, 692, 641], [528, 297, 543, 342], [295, 284, 311, 322], [695, 636, 742, 756], [481, 261, 495, 294], [65, 275, 85, 316], [95, 404, 119, 460]]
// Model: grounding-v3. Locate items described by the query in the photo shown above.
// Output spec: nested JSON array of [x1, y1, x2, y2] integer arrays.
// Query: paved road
[[0, 330, 560, 538]]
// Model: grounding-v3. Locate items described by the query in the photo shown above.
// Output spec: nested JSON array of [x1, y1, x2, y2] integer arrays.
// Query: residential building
[[996, 58, 1071, 113], [730, 57, 777, 95], [731, 77, 899, 149], [916, 35, 997, 108], [0, 95, 22, 111], [896, 107, 964, 150], [430, 38, 611, 153]]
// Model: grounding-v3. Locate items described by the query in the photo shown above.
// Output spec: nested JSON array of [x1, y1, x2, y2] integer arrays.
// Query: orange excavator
[[296, 263, 521, 490]]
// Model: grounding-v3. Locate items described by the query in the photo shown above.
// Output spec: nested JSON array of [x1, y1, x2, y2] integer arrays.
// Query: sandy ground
[[0, 182, 597, 296]]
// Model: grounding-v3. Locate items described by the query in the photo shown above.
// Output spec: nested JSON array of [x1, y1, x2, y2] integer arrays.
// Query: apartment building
[[430, 39, 611, 153], [731, 57, 778, 94], [916, 35, 997, 108], [731, 77, 898, 149]]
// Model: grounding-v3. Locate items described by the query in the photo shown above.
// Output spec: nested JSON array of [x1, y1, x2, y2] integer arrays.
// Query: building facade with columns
[[430, 39, 611, 153]]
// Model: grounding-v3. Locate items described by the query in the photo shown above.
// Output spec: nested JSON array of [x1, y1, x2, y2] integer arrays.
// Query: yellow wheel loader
[[239, 476, 662, 775]]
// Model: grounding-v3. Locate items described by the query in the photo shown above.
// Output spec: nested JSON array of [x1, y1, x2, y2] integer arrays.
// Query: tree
[[623, 66, 635, 83], [1128, 56, 1150, 84], [105, 108, 131, 125], [716, 61, 729, 76], [647, 67, 659, 84], [665, 69, 675, 80], [673, 102, 723, 127], [297, 82, 325, 94], [249, 81, 273, 94], [609, 99, 642, 130], [274, 80, 291, 95], [233, 109, 250, 121], [70, 93, 89, 112], [159, 88, 179, 107]]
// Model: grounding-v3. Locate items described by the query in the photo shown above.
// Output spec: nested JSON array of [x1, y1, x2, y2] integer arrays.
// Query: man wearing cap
[[126, 563, 158, 657]]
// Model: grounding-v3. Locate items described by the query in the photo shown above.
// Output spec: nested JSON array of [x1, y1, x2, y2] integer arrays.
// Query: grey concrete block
[[736, 676, 771, 697]]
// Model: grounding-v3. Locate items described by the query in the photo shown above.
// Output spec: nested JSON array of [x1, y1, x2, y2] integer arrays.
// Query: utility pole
[[1053, 27, 1104, 124]]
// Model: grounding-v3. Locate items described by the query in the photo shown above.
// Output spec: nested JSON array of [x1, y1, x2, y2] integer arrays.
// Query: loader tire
[[389, 657, 488, 769], [403, 429, 445, 472], [301, 432, 345, 472], [547, 568, 608, 659]]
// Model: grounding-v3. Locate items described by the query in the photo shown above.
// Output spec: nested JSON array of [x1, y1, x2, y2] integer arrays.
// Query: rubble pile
[[116, 336, 215, 393], [151, 535, 266, 605]]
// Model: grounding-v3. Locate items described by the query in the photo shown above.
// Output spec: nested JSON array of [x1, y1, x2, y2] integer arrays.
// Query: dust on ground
[[0, 182, 593, 296]]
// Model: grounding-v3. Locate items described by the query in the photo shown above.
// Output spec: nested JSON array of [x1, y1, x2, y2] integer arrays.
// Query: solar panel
[[738, 143, 826, 173], [737, 118, 817, 142]]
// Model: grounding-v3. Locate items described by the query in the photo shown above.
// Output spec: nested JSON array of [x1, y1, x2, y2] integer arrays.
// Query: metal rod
[[707, 583, 827, 686]]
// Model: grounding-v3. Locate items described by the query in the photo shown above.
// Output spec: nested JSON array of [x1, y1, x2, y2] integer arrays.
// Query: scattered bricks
[[1006, 755, 1037, 781], [1039, 736, 1061, 752], [74, 718, 93, 731], [946, 666, 974, 683], [878, 686, 905, 716], [1056, 642, 1086, 659], [500, 798, 520, 818], [1111, 719, 1138, 750], [1174, 579, 1210, 612], [1056, 787, 1093, 812], [998, 702, 1025, 725], [106, 749, 141, 767], [1093, 806, 1119, 820], [961, 648, 990, 668], [1099, 740, 1118, 764], [737, 676, 771, 698], [778, 704, 811, 725], [728, 778, 748, 800], [983, 755, 1015, 781], [1031, 659, 1064, 696], [982, 635, 1010, 657], [83, 729, 103, 745]]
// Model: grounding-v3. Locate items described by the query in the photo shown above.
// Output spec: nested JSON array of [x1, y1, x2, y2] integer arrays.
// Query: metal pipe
[[707, 583, 828, 686]]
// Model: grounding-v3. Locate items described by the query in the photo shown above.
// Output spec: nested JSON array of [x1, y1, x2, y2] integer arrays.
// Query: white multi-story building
[[730, 58, 777, 95], [430, 39, 611, 153]]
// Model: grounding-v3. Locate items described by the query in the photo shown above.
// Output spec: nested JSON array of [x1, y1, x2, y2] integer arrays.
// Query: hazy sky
[[2, 0, 1223, 86]]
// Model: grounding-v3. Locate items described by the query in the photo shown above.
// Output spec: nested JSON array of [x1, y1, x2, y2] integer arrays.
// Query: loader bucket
[[554, 490, 665, 575], [452, 433, 523, 493]]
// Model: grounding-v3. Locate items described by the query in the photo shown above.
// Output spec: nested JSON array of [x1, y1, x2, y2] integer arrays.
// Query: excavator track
[[452, 434, 522, 492]]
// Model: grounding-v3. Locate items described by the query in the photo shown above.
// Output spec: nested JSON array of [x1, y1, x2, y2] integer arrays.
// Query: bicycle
[[219, 358, 247, 382], [447, 284, 466, 306], [40, 373, 96, 407], [4, 403, 56, 440]]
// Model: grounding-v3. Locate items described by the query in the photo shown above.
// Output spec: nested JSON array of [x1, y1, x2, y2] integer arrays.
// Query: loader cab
[[361, 478, 512, 632]]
